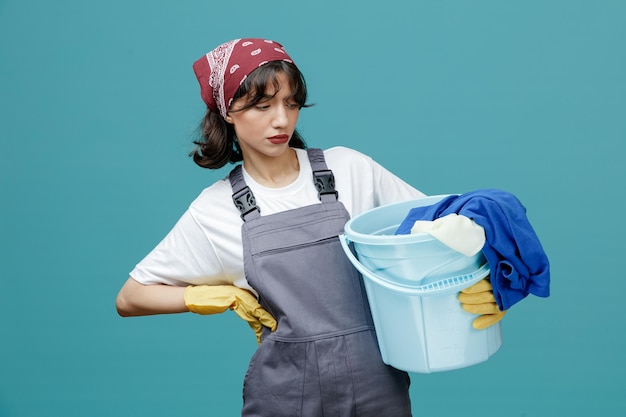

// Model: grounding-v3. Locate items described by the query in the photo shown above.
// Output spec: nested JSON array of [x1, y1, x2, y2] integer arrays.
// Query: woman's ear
[[225, 113, 233, 124]]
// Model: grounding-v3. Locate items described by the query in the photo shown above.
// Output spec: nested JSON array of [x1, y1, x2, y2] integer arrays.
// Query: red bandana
[[193, 38, 296, 118]]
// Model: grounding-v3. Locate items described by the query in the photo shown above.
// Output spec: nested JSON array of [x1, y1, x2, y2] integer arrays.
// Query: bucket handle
[[339, 234, 490, 295]]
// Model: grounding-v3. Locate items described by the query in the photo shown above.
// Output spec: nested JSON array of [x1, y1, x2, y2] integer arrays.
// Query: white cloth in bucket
[[410, 213, 485, 256]]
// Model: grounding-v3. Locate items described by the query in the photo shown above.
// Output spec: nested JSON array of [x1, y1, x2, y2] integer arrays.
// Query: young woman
[[116, 38, 450, 416]]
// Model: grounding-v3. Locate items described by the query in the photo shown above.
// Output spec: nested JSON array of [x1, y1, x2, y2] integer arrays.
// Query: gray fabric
[[230, 149, 412, 417]]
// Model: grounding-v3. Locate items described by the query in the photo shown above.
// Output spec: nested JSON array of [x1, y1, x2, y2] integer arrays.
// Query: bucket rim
[[339, 234, 490, 295], [343, 194, 455, 244]]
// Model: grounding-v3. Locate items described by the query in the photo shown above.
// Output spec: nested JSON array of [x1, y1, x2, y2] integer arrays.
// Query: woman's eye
[[255, 105, 270, 110], [286, 103, 299, 109]]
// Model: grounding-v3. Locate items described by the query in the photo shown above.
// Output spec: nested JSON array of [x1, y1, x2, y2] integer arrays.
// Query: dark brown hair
[[191, 61, 310, 169]]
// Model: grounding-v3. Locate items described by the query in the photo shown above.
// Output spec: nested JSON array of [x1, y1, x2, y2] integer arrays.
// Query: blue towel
[[395, 189, 550, 311]]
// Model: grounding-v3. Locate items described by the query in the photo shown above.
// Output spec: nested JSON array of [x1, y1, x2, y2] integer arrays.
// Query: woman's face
[[226, 71, 300, 161]]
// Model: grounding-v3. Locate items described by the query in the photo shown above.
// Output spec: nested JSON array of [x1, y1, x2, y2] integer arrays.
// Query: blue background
[[1, 0, 624, 416]]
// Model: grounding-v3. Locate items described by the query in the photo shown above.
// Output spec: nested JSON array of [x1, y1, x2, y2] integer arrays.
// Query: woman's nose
[[271, 106, 289, 128]]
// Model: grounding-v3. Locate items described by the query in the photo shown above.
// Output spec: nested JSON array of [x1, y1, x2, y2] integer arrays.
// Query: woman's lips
[[268, 134, 290, 144]]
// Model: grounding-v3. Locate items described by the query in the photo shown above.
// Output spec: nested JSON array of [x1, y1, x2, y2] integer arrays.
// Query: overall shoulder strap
[[229, 165, 261, 221], [307, 148, 338, 203], [230, 149, 338, 221]]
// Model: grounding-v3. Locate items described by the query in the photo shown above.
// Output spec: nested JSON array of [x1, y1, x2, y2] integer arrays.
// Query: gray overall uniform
[[229, 149, 412, 417]]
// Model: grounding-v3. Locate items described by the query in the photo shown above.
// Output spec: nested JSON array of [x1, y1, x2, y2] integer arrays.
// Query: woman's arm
[[116, 278, 277, 343], [116, 277, 188, 317]]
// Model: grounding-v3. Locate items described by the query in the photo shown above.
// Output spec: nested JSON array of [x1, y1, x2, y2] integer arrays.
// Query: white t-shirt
[[130, 147, 425, 292]]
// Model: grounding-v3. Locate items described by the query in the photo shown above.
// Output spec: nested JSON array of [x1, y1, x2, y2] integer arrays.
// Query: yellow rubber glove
[[184, 285, 277, 344], [458, 277, 507, 330]]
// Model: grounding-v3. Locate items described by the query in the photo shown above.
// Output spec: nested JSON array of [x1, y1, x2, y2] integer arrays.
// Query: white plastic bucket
[[339, 195, 502, 373]]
